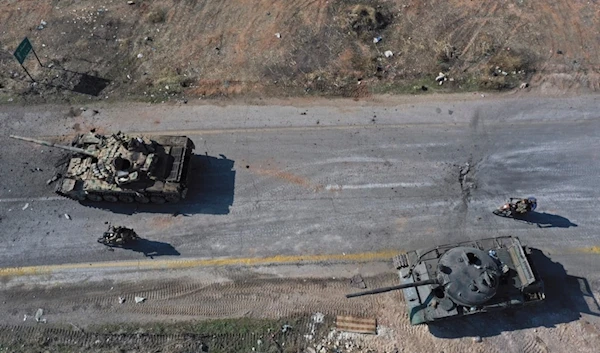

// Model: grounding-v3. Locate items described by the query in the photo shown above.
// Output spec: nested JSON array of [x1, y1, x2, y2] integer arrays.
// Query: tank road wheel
[[103, 195, 118, 202], [165, 194, 181, 203], [150, 196, 166, 204], [119, 195, 135, 203], [86, 194, 103, 202], [135, 195, 150, 204]]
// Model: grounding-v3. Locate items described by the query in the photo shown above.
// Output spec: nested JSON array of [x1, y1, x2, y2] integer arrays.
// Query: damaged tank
[[346, 236, 545, 325], [10, 132, 195, 204]]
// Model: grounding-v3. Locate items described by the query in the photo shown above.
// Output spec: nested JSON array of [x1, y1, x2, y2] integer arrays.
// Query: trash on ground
[[119, 296, 125, 304], [22, 203, 29, 211], [373, 36, 382, 43], [134, 296, 146, 303], [350, 274, 366, 289], [384, 50, 393, 57], [64, 213, 71, 220], [281, 324, 292, 333], [312, 312, 325, 324], [275, 32, 281, 38], [34, 308, 47, 323]]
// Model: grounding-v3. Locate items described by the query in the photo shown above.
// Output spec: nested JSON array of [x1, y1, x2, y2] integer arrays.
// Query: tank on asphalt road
[[10, 132, 195, 204], [347, 236, 545, 325]]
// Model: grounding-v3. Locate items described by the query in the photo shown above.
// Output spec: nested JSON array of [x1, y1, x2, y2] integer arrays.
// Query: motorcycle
[[493, 197, 537, 218], [97, 224, 139, 246]]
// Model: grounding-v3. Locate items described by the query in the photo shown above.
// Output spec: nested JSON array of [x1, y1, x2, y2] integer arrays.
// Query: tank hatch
[[437, 246, 500, 307]]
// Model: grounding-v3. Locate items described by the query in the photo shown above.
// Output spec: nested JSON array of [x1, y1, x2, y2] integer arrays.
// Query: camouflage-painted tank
[[347, 236, 545, 325], [10, 132, 195, 204]]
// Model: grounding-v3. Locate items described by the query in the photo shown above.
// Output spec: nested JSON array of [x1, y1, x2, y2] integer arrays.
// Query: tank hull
[[43, 133, 195, 204], [394, 236, 545, 325]]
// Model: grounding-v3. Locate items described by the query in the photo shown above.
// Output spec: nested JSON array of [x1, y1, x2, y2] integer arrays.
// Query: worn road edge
[[0, 250, 401, 277]]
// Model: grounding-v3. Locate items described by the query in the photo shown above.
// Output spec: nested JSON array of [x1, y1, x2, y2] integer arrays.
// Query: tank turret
[[11, 131, 195, 204], [346, 236, 545, 325]]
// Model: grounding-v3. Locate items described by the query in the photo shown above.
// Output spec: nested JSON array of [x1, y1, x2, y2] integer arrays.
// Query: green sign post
[[13, 37, 43, 82], [14, 37, 33, 64]]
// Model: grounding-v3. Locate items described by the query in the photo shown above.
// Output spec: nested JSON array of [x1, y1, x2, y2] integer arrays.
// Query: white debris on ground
[[134, 296, 146, 303]]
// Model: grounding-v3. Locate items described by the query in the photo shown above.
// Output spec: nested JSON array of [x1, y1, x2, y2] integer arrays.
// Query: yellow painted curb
[[0, 250, 401, 277]]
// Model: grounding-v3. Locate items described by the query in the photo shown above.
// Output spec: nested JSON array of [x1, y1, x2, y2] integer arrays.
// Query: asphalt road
[[0, 95, 598, 285]]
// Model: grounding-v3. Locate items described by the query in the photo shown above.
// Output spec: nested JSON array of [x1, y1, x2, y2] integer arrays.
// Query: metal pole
[[20, 63, 36, 82], [30, 46, 44, 67]]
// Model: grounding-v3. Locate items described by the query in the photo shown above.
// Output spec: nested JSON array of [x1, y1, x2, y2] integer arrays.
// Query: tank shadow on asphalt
[[428, 248, 599, 338], [78, 154, 236, 215]]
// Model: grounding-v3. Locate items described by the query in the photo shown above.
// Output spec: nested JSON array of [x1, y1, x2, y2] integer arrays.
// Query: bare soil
[[1, 0, 599, 104], [1, 268, 599, 353]]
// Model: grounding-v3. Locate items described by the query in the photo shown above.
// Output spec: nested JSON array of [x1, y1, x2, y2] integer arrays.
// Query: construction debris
[[46, 173, 61, 185], [350, 274, 366, 289]]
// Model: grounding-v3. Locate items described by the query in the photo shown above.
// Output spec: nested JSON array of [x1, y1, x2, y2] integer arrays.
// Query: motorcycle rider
[[511, 197, 537, 214]]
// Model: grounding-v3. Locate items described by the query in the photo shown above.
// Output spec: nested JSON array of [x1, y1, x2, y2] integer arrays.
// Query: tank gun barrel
[[10, 135, 98, 158], [346, 279, 438, 298]]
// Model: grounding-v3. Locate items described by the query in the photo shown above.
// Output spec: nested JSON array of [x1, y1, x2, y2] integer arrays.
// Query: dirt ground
[[0, 262, 599, 353], [1, 0, 599, 104]]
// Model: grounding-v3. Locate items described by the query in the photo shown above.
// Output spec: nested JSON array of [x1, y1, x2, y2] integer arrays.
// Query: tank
[[10, 132, 195, 204], [346, 236, 545, 325]]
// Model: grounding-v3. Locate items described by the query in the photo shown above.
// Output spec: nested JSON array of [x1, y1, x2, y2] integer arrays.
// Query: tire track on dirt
[[521, 334, 551, 353], [84, 276, 394, 318]]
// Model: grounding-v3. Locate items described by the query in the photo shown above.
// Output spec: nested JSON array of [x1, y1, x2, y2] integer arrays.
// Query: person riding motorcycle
[[512, 197, 537, 214], [100, 225, 138, 245], [494, 197, 537, 217]]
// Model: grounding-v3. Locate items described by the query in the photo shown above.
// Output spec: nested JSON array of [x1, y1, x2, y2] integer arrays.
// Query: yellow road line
[[575, 246, 600, 254], [0, 250, 401, 277]]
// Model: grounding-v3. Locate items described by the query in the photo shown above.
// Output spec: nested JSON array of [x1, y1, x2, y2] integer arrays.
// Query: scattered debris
[[520, 82, 529, 89], [22, 203, 29, 211], [137, 53, 143, 58], [473, 336, 483, 343], [373, 36, 382, 43], [275, 32, 281, 38], [312, 312, 325, 324], [64, 213, 71, 220], [350, 274, 366, 289], [134, 296, 146, 303], [34, 308, 46, 323], [384, 50, 393, 57], [118, 297, 125, 304], [435, 72, 448, 85], [281, 324, 293, 333], [127, 1, 135, 5], [23, 314, 27, 321]]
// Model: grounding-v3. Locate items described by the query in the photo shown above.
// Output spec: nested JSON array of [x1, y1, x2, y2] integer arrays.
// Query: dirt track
[[1, 0, 599, 103], [1, 263, 599, 353]]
